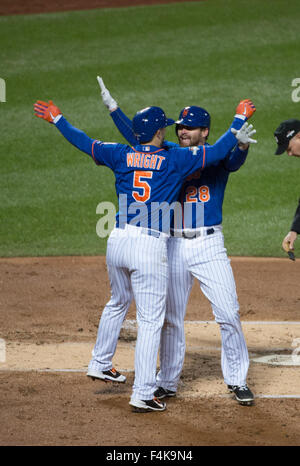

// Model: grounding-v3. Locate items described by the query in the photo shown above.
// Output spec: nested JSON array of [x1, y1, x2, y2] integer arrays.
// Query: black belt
[[170, 228, 214, 239]]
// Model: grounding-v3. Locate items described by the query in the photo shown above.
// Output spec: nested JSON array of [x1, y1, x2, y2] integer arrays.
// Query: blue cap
[[176, 106, 211, 129], [132, 106, 175, 143]]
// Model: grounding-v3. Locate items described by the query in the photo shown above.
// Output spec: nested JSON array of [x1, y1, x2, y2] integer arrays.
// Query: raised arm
[[223, 123, 257, 171], [223, 145, 248, 172], [33, 100, 117, 168], [34, 100, 95, 155], [97, 76, 138, 146], [176, 100, 257, 179], [204, 102, 257, 167]]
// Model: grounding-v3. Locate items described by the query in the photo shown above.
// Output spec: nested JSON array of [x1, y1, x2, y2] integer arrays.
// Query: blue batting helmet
[[175, 106, 211, 129], [132, 106, 175, 143]]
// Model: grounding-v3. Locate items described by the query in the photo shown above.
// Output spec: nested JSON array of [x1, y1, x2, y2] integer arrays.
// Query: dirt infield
[[1, 255, 299, 344], [0, 255, 299, 446]]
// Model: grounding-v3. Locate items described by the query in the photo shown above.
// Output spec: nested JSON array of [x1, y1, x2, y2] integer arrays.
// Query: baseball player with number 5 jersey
[[34, 94, 255, 412], [97, 77, 257, 406]]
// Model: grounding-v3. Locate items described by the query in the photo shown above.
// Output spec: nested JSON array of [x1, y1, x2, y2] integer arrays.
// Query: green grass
[[1, 0, 300, 257]]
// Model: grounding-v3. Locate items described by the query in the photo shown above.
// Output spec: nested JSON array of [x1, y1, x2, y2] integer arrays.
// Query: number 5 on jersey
[[132, 171, 153, 202]]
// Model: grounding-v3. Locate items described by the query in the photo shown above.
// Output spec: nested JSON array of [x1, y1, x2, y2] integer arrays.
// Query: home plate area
[[1, 321, 300, 399]]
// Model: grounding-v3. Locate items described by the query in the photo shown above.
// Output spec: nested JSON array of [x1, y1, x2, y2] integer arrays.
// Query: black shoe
[[228, 384, 254, 406], [154, 386, 177, 399], [129, 397, 166, 413]]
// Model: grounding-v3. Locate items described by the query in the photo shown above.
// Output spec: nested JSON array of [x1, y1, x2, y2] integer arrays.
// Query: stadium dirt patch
[[0, 255, 299, 446]]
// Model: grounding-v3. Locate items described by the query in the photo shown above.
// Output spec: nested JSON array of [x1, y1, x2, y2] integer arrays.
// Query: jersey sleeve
[[173, 145, 205, 179], [55, 116, 118, 170], [163, 140, 179, 149], [291, 198, 300, 233], [175, 117, 245, 179], [90, 141, 121, 170], [223, 145, 249, 172], [110, 107, 138, 146]]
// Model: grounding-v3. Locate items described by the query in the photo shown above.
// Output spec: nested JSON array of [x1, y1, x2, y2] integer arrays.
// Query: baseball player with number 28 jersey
[[98, 77, 257, 406], [34, 96, 254, 412]]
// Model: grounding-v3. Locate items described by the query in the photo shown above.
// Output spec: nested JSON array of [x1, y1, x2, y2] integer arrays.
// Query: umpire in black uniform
[[274, 119, 300, 258]]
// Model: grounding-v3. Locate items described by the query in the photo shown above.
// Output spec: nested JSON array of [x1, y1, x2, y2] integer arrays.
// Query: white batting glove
[[97, 76, 118, 112], [231, 122, 257, 145]]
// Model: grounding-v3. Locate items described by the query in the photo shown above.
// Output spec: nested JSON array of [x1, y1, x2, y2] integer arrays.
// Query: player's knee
[[106, 296, 132, 312], [213, 306, 241, 326]]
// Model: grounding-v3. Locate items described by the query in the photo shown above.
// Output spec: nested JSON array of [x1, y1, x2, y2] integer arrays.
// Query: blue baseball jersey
[[55, 115, 243, 232], [110, 107, 249, 227]]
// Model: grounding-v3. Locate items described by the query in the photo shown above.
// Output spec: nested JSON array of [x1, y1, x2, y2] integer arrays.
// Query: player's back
[[94, 142, 203, 231]]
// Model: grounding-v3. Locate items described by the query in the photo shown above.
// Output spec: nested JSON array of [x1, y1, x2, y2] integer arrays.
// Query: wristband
[[234, 114, 247, 121], [53, 114, 63, 124]]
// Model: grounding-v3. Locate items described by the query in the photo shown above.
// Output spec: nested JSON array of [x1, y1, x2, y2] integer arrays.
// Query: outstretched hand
[[97, 76, 118, 112], [235, 99, 256, 120], [34, 100, 61, 123], [231, 122, 257, 146]]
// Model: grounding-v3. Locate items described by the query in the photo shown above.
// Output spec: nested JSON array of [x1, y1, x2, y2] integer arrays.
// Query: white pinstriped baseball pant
[[156, 228, 250, 390], [88, 225, 168, 400]]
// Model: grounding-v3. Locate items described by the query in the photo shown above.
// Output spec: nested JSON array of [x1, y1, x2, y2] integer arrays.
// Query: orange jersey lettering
[[126, 150, 166, 170], [127, 152, 134, 167]]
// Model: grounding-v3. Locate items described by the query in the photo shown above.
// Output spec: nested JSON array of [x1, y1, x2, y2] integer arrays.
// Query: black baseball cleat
[[87, 368, 126, 383], [154, 386, 176, 399], [129, 397, 167, 413], [228, 384, 254, 406]]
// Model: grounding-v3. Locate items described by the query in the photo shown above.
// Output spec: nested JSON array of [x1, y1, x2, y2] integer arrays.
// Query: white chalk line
[[185, 347, 295, 352], [1, 366, 299, 400], [0, 367, 299, 399], [123, 320, 300, 326], [196, 321, 300, 325], [1, 320, 299, 399], [251, 395, 300, 399], [186, 393, 300, 400]]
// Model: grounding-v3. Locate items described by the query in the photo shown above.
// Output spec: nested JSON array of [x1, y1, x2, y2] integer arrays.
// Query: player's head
[[132, 106, 175, 144], [274, 119, 300, 157], [175, 106, 211, 147]]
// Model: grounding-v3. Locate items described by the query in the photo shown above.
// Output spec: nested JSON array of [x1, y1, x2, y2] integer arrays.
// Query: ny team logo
[[182, 107, 190, 118], [0, 78, 6, 102]]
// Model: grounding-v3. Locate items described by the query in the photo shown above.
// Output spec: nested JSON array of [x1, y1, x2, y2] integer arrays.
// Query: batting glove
[[97, 76, 118, 112], [231, 122, 257, 145], [235, 99, 256, 120], [34, 100, 62, 123]]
